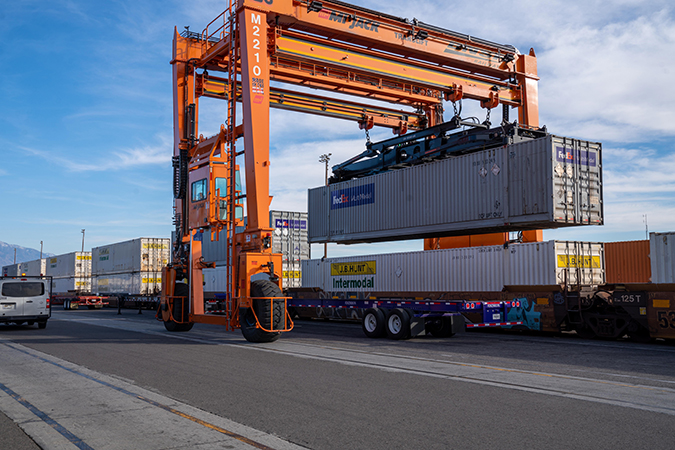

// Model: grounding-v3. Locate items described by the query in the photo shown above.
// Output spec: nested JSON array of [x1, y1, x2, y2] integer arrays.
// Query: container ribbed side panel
[[309, 135, 603, 244], [301, 240, 605, 293], [650, 232, 675, 283], [605, 240, 651, 283]]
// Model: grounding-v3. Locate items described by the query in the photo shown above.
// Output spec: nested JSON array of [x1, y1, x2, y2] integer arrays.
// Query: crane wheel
[[240, 280, 284, 343], [164, 282, 194, 332]]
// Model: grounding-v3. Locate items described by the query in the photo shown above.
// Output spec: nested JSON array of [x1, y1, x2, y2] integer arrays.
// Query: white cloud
[[20, 134, 172, 172]]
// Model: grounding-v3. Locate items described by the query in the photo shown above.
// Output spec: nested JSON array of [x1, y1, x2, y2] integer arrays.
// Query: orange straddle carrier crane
[[160, 0, 540, 342]]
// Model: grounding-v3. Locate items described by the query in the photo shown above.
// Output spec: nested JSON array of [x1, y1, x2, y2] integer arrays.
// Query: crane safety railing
[[242, 296, 295, 333]]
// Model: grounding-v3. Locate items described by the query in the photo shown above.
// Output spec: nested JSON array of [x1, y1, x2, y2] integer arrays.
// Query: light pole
[[319, 153, 331, 258], [81, 229, 85, 253]]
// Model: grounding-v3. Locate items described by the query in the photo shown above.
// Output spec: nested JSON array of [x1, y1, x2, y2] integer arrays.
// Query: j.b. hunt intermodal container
[[308, 135, 603, 244], [301, 240, 605, 293]]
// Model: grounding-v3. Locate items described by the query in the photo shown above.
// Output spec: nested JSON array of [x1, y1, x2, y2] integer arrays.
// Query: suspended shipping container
[[650, 232, 675, 284], [301, 240, 605, 293], [308, 135, 603, 243]]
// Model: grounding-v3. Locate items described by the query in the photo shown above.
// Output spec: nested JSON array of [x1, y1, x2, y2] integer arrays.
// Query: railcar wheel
[[362, 308, 386, 338], [386, 308, 411, 340], [240, 280, 284, 343]]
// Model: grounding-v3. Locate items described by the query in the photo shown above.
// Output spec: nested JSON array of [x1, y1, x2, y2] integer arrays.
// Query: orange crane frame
[[160, 0, 540, 341]]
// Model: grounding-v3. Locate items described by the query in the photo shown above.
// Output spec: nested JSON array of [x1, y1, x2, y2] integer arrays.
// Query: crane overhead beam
[[199, 76, 426, 132]]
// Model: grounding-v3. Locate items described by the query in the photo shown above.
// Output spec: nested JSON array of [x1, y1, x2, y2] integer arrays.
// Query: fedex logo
[[331, 184, 375, 209], [274, 219, 307, 229], [555, 146, 597, 167]]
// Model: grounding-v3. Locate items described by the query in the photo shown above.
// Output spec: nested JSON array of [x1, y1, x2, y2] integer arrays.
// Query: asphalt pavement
[[1, 308, 674, 450]]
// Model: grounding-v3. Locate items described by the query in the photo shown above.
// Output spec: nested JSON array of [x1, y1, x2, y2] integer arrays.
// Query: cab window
[[191, 179, 207, 202]]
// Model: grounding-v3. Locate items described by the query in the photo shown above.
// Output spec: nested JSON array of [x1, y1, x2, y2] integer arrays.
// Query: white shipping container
[[92, 272, 162, 295], [650, 232, 675, 283], [282, 261, 302, 289], [3, 259, 47, 277], [92, 238, 170, 275], [309, 135, 603, 243], [271, 211, 311, 262], [2, 264, 20, 276], [302, 240, 604, 293], [46, 253, 90, 278], [23, 259, 47, 276], [51, 277, 91, 294]]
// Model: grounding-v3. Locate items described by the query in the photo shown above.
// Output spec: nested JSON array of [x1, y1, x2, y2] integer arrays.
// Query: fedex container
[[46, 253, 90, 278], [92, 238, 169, 275], [302, 240, 604, 293], [309, 135, 603, 243], [91, 272, 162, 295], [650, 232, 675, 283]]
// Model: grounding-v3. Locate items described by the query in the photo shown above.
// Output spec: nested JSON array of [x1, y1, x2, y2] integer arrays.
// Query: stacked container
[[45, 252, 91, 294], [271, 211, 310, 288], [309, 135, 603, 243], [650, 232, 675, 283], [200, 211, 310, 290], [91, 238, 169, 295], [302, 240, 605, 293]]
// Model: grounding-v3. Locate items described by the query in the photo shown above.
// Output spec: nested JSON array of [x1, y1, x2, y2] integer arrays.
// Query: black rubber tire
[[362, 308, 386, 338], [87, 305, 96, 310], [426, 317, 456, 338], [240, 280, 284, 343], [164, 282, 194, 332], [38, 321, 47, 329], [64, 299, 70, 310], [386, 308, 411, 340]]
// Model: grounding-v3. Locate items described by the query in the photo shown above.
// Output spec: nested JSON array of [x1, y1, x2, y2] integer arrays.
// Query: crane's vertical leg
[[239, 6, 271, 236], [516, 49, 539, 128]]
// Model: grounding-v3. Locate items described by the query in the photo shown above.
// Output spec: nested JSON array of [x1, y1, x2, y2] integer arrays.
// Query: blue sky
[[1, 0, 674, 259]]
